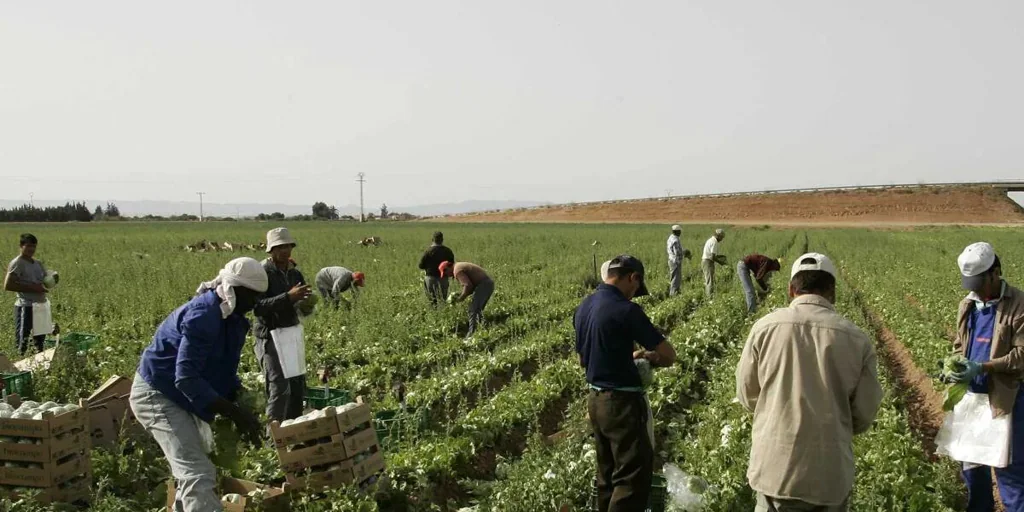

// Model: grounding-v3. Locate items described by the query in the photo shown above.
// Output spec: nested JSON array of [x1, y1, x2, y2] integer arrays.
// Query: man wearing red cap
[[440, 261, 493, 337], [315, 266, 365, 308]]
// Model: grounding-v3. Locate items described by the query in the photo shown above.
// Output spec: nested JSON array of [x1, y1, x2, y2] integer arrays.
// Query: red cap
[[353, 272, 365, 286], [439, 261, 453, 277]]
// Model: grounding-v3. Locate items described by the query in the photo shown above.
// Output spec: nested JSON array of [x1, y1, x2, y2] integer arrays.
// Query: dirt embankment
[[442, 186, 1024, 225]]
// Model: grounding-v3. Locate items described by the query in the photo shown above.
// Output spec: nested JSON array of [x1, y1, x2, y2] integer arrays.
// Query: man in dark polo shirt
[[574, 255, 677, 512]]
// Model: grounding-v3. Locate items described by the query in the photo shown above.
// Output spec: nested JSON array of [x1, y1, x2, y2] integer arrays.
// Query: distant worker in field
[[737, 253, 882, 512], [575, 255, 677, 512], [737, 254, 782, 314], [315, 267, 365, 308], [254, 227, 313, 424], [5, 233, 55, 355], [948, 242, 1024, 510], [131, 257, 266, 512], [666, 225, 691, 296], [441, 261, 494, 337], [418, 231, 455, 306], [701, 229, 727, 297]]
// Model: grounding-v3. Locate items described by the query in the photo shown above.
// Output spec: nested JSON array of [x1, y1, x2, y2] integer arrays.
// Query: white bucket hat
[[266, 227, 297, 253]]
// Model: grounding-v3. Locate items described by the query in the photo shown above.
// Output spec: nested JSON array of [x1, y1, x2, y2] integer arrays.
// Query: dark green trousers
[[589, 389, 654, 512]]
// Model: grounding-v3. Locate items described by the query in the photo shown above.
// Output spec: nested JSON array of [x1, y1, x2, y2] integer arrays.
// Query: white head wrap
[[196, 257, 269, 318]]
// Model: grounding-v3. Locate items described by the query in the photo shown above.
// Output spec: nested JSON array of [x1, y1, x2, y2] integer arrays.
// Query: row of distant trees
[[0, 201, 417, 222]]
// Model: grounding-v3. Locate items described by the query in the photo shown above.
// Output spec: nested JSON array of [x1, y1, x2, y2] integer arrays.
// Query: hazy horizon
[[3, 1, 1022, 209]]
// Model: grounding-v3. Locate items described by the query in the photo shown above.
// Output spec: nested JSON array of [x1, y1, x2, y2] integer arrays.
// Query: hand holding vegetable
[[953, 361, 984, 384]]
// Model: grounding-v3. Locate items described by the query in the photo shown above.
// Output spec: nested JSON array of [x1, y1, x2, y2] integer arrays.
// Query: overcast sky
[[2, 1, 1021, 208]]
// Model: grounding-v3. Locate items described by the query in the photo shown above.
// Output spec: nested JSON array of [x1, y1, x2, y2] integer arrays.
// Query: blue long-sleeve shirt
[[137, 290, 248, 421]]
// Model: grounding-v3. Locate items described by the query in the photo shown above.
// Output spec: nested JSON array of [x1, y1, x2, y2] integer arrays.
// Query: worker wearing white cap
[[253, 227, 313, 424], [950, 242, 1024, 510], [737, 253, 882, 511], [701, 229, 727, 297], [666, 225, 690, 296]]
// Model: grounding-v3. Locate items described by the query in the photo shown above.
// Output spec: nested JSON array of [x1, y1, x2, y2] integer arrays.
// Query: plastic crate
[[305, 387, 351, 409], [1, 371, 33, 398], [45, 333, 99, 352], [591, 475, 667, 512], [372, 408, 425, 448]]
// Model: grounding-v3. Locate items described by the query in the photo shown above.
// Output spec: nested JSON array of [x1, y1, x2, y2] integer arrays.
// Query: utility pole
[[29, 193, 33, 207], [356, 173, 366, 222], [196, 192, 205, 222]]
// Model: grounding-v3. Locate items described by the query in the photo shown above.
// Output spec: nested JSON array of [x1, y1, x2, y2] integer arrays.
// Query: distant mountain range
[[0, 199, 550, 218]]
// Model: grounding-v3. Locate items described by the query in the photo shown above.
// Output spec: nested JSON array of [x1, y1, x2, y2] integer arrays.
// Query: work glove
[[952, 361, 983, 384]]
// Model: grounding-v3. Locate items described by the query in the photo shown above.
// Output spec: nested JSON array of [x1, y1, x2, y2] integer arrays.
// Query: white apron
[[936, 391, 1011, 468], [31, 300, 53, 337], [270, 324, 306, 378]]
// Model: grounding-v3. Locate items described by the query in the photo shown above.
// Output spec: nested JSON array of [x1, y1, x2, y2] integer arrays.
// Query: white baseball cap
[[671, 225, 682, 232], [958, 242, 998, 290], [791, 253, 837, 279]]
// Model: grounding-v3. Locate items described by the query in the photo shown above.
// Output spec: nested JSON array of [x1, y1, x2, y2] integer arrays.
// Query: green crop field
[[0, 221, 1020, 511]]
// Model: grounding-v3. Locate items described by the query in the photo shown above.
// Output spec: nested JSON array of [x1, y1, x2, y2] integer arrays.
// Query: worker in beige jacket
[[736, 253, 883, 511]]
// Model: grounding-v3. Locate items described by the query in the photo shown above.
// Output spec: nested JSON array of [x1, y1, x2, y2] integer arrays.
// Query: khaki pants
[[755, 493, 849, 512], [701, 259, 715, 297]]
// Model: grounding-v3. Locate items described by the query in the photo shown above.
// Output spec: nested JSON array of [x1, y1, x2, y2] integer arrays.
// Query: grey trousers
[[467, 278, 494, 336], [737, 261, 757, 314], [756, 493, 849, 512], [129, 374, 222, 512], [255, 336, 306, 422], [668, 261, 681, 296], [424, 275, 450, 306], [701, 259, 715, 297]]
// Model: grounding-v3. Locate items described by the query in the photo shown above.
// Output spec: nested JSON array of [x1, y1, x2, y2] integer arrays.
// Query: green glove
[[952, 361, 983, 383]]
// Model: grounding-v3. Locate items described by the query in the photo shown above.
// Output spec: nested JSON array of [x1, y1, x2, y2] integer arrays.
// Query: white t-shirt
[[702, 237, 719, 261]]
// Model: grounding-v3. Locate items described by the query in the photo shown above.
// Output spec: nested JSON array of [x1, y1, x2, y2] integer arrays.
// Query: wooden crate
[[0, 469, 92, 505], [277, 425, 379, 474], [270, 403, 373, 449], [285, 446, 385, 490], [0, 450, 91, 487], [166, 477, 289, 512], [0, 429, 91, 463], [0, 396, 89, 439]]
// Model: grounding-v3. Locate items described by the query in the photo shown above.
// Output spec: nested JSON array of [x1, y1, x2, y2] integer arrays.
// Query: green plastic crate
[[1, 371, 33, 398], [305, 387, 351, 409], [591, 474, 667, 512], [373, 407, 426, 448], [45, 332, 100, 352]]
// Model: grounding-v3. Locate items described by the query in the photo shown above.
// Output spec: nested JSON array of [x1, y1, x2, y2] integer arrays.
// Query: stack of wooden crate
[[0, 396, 91, 505], [270, 402, 385, 491]]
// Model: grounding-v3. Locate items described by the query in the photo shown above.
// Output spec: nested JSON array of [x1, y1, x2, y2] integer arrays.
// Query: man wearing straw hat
[[254, 227, 313, 424]]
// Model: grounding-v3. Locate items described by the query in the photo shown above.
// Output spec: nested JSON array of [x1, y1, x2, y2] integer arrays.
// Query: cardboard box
[[277, 425, 379, 473], [270, 413, 342, 449], [88, 405, 118, 449], [350, 450, 386, 483], [0, 450, 90, 487], [0, 429, 91, 463], [88, 375, 131, 402], [0, 396, 89, 439], [167, 477, 289, 512]]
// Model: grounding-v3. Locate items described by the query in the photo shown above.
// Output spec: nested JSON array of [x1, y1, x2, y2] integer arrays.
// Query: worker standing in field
[[254, 227, 313, 424], [4, 234, 52, 355], [737, 253, 882, 511], [575, 255, 677, 512], [130, 257, 266, 512], [441, 261, 494, 337], [737, 254, 782, 314], [418, 231, 455, 306], [701, 229, 727, 297], [948, 242, 1024, 510], [315, 266, 365, 308], [666, 225, 690, 296]]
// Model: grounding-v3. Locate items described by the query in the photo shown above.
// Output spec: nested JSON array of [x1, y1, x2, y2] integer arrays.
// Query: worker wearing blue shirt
[[130, 258, 268, 512]]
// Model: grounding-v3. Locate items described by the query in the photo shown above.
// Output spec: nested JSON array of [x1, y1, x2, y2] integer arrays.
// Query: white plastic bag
[[271, 324, 306, 378], [663, 463, 705, 511], [31, 301, 53, 337], [936, 391, 1011, 467]]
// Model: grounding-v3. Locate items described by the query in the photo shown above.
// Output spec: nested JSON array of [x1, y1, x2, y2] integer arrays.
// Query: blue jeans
[[129, 374, 222, 512], [14, 305, 45, 355], [737, 262, 757, 314]]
